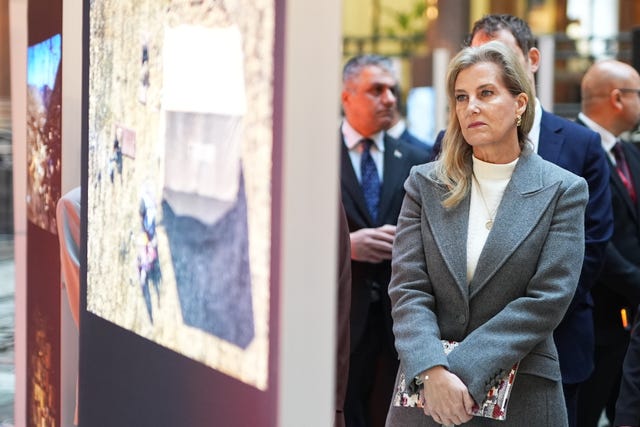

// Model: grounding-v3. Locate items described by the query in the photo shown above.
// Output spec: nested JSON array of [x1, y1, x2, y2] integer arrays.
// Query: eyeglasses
[[618, 88, 640, 98]]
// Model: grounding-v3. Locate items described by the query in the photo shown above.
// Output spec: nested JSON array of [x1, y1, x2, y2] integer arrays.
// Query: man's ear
[[341, 89, 350, 105], [610, 89, 624, 112], [340, 90, 349, 109], [528, 47, 541, 74]]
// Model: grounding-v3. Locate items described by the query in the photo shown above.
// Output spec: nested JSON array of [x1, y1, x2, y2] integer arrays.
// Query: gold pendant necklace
[[472, 173, 497, 230]]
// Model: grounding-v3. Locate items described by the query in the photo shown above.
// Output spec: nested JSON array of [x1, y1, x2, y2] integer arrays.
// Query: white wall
[[278, 0, 342, 424]]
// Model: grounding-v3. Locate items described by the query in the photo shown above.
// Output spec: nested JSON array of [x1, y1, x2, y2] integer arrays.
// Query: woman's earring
[[516, 115, 522, 127]]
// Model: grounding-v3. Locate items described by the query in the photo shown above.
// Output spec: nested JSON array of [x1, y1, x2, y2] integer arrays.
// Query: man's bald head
[[581, 60, 640, 136], [582, 61, 639, 105]]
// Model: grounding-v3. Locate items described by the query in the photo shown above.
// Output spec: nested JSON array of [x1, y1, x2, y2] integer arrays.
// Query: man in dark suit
[[428, 15, 613, 426], [340, 54, 429, 427], [615, 305, 640, 427], [576, 59, 640, 427]]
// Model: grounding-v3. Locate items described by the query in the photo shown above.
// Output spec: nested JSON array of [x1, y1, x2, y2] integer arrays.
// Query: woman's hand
[[420, 366, 475, 426]]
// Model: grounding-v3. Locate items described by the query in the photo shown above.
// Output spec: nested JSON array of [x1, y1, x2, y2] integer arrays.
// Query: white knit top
[[466, 156, 518, 282]]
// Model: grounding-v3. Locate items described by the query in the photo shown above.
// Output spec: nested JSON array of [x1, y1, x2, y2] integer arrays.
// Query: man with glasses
[[576, 59, 640, 427]]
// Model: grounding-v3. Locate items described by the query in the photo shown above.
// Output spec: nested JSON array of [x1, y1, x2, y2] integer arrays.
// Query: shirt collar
[[578, 112, 618, 153], [386, 118, 406, 140], [342, 120, 386, 152], [527, 98, 543, 152]]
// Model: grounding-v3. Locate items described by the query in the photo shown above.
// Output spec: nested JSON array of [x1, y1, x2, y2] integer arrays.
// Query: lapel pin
[[394, 149, 402, 159]]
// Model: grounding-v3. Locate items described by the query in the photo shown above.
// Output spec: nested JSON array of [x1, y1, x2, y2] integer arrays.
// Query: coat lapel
[[378, 135, 408, 222], [468, 151, 561, 298], [537, 111, 564, 164], [606, 154, 636, 218], [421, 174, 470, 295], [576, 118, 637, 217]]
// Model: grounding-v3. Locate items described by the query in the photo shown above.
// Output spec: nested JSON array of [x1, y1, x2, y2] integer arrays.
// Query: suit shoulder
[[387, 134, 430, 163], [542, 112, 600, 143], [400, 130, 432, 151], [405, 143, 431, 163]]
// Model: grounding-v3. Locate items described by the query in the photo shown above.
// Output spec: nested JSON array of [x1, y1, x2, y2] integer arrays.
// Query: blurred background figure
[[576, 59, 640, 427], [339, 53, 429, 427], [56, 186, 80, 327], [56, 186, 81, 425]]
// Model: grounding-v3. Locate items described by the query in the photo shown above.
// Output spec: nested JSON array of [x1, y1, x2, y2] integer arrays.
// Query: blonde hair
[[434, 40, 535, 208]]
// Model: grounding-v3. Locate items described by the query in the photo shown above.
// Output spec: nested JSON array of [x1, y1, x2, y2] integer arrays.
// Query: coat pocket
[[517, 350, 561, 381]]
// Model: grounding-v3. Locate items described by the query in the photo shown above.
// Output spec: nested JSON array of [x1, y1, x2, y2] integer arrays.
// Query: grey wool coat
[[387, 148, 588, 426]]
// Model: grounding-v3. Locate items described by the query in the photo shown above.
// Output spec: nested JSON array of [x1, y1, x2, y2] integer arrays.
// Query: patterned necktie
[[360, 139, 381, 221], [613, 141, 637, 203]]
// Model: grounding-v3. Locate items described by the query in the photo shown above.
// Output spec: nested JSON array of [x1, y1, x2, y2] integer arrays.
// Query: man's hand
[[420, 366, 475, 426], [350, 224, 396, 263]]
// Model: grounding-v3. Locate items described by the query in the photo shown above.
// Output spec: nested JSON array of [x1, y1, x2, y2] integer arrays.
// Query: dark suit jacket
[[431, 112, 613, 384], [586, 138, 640, 345], [398, 128, 432, 155], [540, 113, 612, 384], [341, 133, 429, 352], [614, 305, 640, 427]]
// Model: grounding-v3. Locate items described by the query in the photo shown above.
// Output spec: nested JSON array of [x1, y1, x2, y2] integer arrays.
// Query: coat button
[[458, 314, 466, 324]]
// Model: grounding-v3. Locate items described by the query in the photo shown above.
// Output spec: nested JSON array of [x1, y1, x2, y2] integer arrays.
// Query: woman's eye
[[455, 94, 467, 102], [480, 89, 493, 97]]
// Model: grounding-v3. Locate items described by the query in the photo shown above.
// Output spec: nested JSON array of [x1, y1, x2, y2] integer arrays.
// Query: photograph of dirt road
[[86, 0, 274, 390], [27, 34, 62, 234]]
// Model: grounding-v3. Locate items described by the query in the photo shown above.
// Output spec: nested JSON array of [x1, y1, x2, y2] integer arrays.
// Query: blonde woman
[[386, 41, 588, 426]]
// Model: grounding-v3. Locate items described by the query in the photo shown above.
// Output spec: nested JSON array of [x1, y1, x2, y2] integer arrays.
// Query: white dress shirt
[[342, 120, 385, 183]]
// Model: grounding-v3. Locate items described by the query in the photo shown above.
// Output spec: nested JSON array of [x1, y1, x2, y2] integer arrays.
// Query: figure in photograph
[[576, 59, 640, 427]]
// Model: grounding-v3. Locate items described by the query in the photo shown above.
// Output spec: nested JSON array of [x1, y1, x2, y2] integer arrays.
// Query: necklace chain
[[472, 173, 497, 230]]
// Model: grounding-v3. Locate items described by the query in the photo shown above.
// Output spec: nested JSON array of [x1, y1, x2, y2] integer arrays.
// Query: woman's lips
[[468, 121, 486, 128]]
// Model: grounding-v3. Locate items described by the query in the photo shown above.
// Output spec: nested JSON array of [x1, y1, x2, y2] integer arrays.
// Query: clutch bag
[[392, 340, 518, 421]]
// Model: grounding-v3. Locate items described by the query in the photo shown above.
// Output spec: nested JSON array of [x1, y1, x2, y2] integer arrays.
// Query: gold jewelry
[[472, 173, 497, 230], [516, 115, 522, 127]]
